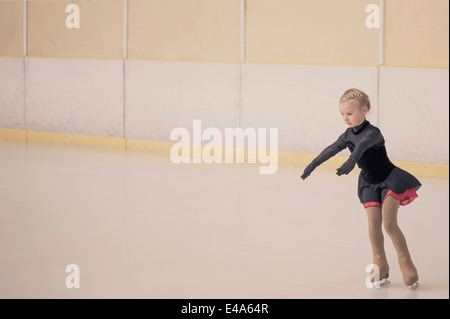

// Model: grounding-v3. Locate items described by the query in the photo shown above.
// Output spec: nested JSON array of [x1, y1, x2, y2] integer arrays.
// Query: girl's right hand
[[301, 163, 316, 180]]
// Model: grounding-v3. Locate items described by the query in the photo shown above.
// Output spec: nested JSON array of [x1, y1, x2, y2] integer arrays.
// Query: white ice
[[0, 140, 448, 299]]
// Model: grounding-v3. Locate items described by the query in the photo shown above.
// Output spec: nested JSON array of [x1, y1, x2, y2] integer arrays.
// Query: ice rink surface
[[0, 140, 448, 299]]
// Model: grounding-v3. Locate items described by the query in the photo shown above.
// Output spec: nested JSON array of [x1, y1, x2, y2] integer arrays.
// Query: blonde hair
[[340, 88, 371, 111]]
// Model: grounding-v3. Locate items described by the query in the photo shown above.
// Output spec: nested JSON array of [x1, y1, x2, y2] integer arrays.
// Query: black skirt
[[358, 167, 422, 208]]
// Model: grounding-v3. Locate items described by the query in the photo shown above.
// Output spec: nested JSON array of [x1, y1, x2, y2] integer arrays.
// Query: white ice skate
[[408, 281, 419, 290]]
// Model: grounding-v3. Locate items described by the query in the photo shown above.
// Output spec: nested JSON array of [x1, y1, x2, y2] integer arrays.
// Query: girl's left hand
[[336, 158, 356, 176]]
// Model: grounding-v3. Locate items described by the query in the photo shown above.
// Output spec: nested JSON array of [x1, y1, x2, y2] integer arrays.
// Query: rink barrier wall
[[0, 127, 448, 179], [0, 56, 448, 172], [2, 57, 448, 165], [1, 0, 448, 67]]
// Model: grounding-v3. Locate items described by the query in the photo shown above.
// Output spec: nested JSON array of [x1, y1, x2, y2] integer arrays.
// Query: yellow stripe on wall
[[26, 130, 126, 150], [0, 127, 27, 143], [390, 160, 449, 181], [0, 128, 448, 179]]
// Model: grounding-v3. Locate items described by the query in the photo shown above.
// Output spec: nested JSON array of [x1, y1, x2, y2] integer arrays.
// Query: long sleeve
[[349, 127, 385, 162], [312, 132, 347, 167]]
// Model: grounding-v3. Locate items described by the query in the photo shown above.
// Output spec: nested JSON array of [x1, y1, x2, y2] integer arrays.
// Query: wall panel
[[127, 0, 241, 61], [245, 0, 379, 65], [125, 60, 240, 141], [0, 0, 23, 56], [0, 57, 24, 129], [27, 0, 123, 59], [241, 64, 379, 153], [385, 0, 449, 67], [379, 67, 449, 164], [25, 58, 124, 137]]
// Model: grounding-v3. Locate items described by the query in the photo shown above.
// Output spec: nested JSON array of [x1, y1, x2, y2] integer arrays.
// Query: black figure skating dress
[[308, 120, 421, 208]]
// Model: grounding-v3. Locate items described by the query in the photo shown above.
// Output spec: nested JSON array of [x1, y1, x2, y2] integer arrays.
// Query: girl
[[301, 88, 421, 290]]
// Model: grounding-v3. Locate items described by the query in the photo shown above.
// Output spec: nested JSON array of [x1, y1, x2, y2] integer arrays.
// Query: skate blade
[[408, 281, 419, 290]]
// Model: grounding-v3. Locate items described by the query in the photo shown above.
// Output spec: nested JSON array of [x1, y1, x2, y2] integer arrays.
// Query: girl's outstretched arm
[[301, 133, 347, 179]]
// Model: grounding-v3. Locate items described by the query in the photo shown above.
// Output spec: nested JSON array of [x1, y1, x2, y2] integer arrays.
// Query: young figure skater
[[301, 88, 421, 290]]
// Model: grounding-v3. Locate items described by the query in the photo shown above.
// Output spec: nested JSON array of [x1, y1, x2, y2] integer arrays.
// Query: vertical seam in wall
[[23, 0, 27, 57], [238, 63, 242, 128], [377, 67, 380, 127], [377, 0, 384, 128], [123, 0, 128, 149], [240, 0, 246, 63], [123, 59, 126, 148], [238, 0, 246, 129], [123, 0, 128, 61], [122, 1, 128, 221], [23, 0, 28, 142], [379, 0, 384, 66]]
